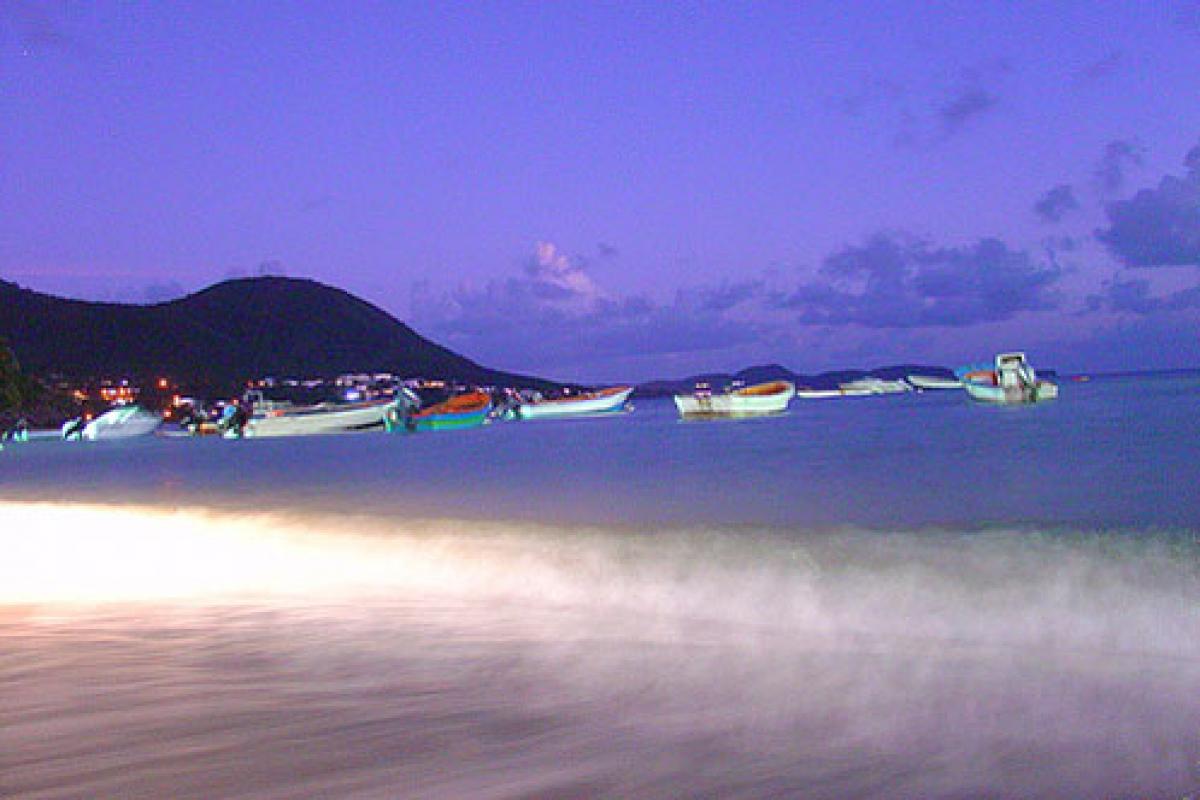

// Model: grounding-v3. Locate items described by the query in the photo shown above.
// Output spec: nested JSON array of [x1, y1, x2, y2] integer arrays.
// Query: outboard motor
[[62, 416, 87, 441], [218, 404, 249, 438], [385, 388, 422, 433]]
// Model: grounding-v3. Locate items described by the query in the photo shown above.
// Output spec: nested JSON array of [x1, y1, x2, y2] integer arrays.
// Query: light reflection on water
[[2, 502, 1199, 798]]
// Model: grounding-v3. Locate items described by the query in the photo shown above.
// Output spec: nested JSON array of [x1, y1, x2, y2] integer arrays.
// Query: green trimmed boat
[[406, 391, 492, 431]]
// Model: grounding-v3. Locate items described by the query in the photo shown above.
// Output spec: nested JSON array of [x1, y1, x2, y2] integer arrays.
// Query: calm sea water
[[2, 373, 1199, 798]]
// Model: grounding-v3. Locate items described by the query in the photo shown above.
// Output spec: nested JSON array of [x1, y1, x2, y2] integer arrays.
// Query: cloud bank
[[1096, 140, 1200, 268], [779, 234, 1060, 328], [414, 232, 1066, 378]]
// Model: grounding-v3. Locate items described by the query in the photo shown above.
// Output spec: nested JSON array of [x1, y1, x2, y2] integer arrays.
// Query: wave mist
[[2, 502, 1198, 799]]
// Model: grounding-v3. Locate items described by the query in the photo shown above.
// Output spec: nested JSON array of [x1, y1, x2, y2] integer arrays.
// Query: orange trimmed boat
[[407, 391, 492, 431], [674, 380, 795, 418]]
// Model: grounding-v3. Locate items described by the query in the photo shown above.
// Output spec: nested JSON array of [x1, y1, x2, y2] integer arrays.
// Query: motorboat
[[63, 406, 163, 441], [794, 388, 848, 399], [515, 386, 633, 419], [674, 380, 795, 418], [224, 391, 406, 438], [837, 377, 912, 395], [407, 391, 492, 431], [956, 352, 1058, 404]]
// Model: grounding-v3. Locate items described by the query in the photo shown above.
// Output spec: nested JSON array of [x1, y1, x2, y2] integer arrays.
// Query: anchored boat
[[515, 386, 633, 419], [63, 406, 163, 441], [794, 388, 847, 399], [956, 352, 1058, 405], [407, 391, 492, 431], [223, 391, 405, 438], [674, 380, 795, 418], [837, 377, 912, 395]]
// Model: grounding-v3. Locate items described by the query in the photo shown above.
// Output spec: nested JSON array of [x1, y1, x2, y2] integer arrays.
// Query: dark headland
[[0, 277, 559, 394]]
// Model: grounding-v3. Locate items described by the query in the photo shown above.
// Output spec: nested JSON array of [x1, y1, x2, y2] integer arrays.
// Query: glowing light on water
[[0, 502, 472, 606], [3, 500, 1198, 665], [2, 501, 1199, 797]]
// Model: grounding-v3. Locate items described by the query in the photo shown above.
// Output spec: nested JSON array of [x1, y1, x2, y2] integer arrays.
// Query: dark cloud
[[934, 59, 1010, 137], [1034, 184, 1080, 223], [833, 62, 1006, 147], [1087, 276, 1200, 315], [937, 87, 998, 136], [1094, 139, 1144, 194], [1095, 140, 1200, 267], [0, 1, 94, 57], [779, 233, 1061, 328], [1075, 51, 1125, 84]]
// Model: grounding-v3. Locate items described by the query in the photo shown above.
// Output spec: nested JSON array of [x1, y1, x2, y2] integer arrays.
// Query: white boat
[[67, 406, 163, 440], [515, 386, 633, 419], [837, 377, 912, 395], [957, 352, 1058, 405], [225, 391, 405, 438], [795, 388, 848, 399], [907, 374, 962, 390], [674, 380, 795, 418]]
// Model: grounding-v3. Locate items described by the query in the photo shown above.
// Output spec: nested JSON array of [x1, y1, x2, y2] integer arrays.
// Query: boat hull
[[675, 381, 795, 418], [838, 378, 912, 395], [411, 410, 489, 431], [80, 408, 163, 440], [517, 387, 633, 419], [242, 399, 394, 438], [794, 389, 846, 399], [962, 379, 1058, 404], [408, 392, 492, 431]]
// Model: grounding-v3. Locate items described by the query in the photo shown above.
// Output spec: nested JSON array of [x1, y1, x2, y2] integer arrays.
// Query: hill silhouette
[[0, 277, 558, 392]]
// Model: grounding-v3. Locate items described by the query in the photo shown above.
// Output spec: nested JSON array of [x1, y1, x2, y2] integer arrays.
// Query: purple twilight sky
[[3, 1, 1200, 381]]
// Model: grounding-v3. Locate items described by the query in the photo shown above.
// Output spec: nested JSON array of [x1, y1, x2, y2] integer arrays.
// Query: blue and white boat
[[957, 352, 1058, 405], [514, 386, 633, 419]]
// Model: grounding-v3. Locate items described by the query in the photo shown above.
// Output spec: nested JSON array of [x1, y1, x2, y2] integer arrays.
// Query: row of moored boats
[[50, 352, 1057, 441], [674, 351, 1058, 416]]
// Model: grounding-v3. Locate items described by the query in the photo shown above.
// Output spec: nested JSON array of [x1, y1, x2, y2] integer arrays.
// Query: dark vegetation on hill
[[0, 338, 40, 412], [0, 336, 78, 429], [0, 277, 560, 395]]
